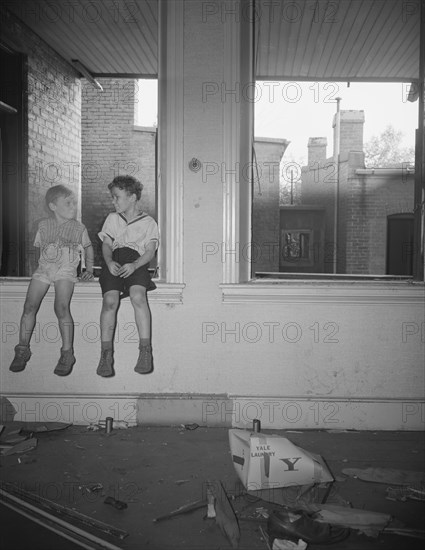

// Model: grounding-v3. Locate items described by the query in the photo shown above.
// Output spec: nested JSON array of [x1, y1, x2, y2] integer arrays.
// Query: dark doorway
[[386, 213, 414, 276], [0, 44, 26, 276]]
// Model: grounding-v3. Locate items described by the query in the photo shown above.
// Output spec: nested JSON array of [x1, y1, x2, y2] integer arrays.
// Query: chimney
[[307, 137, 327, 166], [333, 110, 365, 158]]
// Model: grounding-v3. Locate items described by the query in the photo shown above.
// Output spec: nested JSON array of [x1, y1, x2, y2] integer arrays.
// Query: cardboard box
[[229, 429, 333, 491]]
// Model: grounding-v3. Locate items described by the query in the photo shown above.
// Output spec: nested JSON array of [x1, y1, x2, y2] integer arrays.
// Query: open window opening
[[81, 77, 159, 277], [248, 0, 424, 282], [252, 81, 418, 279], [0, 1, 161, 280]]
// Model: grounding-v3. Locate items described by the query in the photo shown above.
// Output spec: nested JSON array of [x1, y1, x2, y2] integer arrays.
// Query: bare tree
[[364, 125, 414, 168]]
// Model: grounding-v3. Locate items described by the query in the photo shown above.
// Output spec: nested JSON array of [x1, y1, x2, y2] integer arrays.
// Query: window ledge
[[133, 125, 157, 134], [220, 279, 425, 304], [0, 278, 185, 304]]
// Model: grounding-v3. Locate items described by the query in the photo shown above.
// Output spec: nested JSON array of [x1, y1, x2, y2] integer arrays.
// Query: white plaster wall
[[1, 280, 424, 429]]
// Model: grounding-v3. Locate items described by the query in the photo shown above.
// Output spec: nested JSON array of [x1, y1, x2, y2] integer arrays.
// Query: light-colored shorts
[[32, 246, 79, 284]]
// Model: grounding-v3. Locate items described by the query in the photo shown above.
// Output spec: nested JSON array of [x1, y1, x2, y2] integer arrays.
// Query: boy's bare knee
[[103, 296, 119, 311], [130, 293, 147, 308], [54, 302, 71, 319]]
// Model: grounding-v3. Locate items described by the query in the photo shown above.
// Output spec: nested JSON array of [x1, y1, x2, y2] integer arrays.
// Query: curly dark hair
[[108, 175, 143, 201]]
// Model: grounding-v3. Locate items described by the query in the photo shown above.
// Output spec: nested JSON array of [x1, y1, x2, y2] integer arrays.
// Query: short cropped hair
[[45, 185, 73, 212], [108, 175, 143, 201]]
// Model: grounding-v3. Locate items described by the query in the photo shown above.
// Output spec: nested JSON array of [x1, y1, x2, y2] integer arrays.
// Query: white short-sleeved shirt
[[98, 212, 159, 256]]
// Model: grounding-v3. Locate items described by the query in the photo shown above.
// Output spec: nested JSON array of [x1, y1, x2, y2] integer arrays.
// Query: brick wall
[[333, 110, 365, 157], [300, 156, 337, 272], [302, 145, 414, 274], [81, 78, 157, 266], [252, 138, 288, 273], [1, 7, 81, 274], [307, 137, 327, 166], [345, 170, 414, 274]]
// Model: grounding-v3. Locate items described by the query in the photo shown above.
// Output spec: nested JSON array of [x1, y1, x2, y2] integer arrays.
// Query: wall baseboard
[[1, 393, 423, 430]]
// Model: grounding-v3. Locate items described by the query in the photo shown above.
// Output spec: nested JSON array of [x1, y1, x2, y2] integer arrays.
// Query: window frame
[[219, 0, 424, 303]]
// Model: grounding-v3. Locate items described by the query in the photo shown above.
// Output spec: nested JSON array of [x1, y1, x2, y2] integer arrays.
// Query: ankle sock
[[139, 338, 151, 349], [101, 341, 113, 351]]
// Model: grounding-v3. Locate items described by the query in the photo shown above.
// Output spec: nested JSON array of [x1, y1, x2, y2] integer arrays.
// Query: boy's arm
[[102, 236, 121, 276], [117, 241, 157, 278], [133, 241, 157, 269], [80, 244, 95, 281]]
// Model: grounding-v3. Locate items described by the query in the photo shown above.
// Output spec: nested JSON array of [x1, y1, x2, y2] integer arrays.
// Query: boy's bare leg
[[130, 286, 153, 374], [100, 290, 120, 342], [129, 285, 151, 339], [53, 279, 76, 376], [97, 290, 119, 377], [19, 279, 50, 345], [54, 279, 75, 350], [10, 279, 49, 371]]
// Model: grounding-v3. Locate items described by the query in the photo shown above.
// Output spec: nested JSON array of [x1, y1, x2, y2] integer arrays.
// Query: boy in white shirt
[[97, 176, 159, 377]]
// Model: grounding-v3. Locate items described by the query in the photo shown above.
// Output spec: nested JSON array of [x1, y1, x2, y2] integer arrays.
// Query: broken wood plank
[[1, 434, 28, 445], [383, 527, 425, 540], [153, 499, 205, 522], [1, 437, 37, 456], [342, 467, 425, 486], [1, 492, 124, 550], [207, 480, 240, 548], [206, 484, 216, 518], [0, 482, 128, 541]]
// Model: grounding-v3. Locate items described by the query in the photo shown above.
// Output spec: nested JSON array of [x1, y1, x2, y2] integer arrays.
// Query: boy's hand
[[80, 270, 94, 281], [107, 261, 122, 276], [117, 263, 136, 278]]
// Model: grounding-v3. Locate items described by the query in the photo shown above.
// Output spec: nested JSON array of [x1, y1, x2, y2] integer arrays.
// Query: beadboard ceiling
[[4, 0, 421, 81], [255, 0, 420, 81]]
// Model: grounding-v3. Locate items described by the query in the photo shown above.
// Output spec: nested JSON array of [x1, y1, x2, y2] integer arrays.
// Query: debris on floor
[[1, 481, 129, 545], [153, 499, 205, 522], [306, 503, 391, 537], [229, 427, 333, 491], [99, 419, 130, 430], [0, 434, 37, 456], [207, 480, 241, 549], [267, 508, 349, 546], [271, 537, 308, 549], [341, 466, 425, 485], [271, 539, 307, 550], [382, 526, 425, 539], [182, 423, 199, 430], [386, 485, 425, 502], [104, 495, 128, 510], [1, 422, 424, 549]]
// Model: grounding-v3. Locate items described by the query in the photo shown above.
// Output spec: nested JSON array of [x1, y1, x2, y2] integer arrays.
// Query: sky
[[254, 81, 418, 165], [137, 79, 418, 166]]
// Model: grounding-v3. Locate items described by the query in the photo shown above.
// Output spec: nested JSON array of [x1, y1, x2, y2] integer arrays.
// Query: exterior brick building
[[301, 111, 415, 274], [1, 7, 81, 275], [252, 137, 289, 274], [81, 78, 157, 266]]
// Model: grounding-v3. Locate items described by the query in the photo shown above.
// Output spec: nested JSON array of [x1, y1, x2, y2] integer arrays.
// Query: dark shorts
[[99, 247, 157, 298]]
